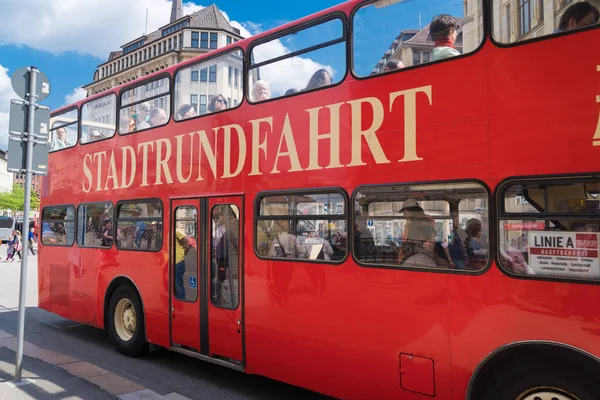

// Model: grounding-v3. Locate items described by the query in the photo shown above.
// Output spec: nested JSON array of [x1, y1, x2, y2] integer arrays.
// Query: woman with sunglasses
[[207, 95, 228, 113]]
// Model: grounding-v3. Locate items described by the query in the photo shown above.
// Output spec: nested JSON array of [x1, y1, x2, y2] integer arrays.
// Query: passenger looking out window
[[305, 69, 332, 90], [176, 104, 196, 120], [557, 2, 599, 32], [384, 60, 404, 72], [430, 14, 462, 61], [207, 95, 228, 113], [149, 108, 167, 127], [252, 80, 271, 102], [51, 127, 72, 151]]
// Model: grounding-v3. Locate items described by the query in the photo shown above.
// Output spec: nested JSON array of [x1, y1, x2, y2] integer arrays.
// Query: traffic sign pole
[[14, 67, 39, 382]]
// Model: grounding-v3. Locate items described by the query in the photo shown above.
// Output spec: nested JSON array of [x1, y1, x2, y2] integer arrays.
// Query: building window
[[209, 65, 216, 82], [179, 34, 183, 49], [499, 177, 600, 282], [354, 182, 489, 270], [210, 33, 218, 49], [423, 52, 430, 63], [226, 36, 232, 45], [191, 70, 199, 81], [201, 32, 208, 48], [190, 94, 198, 113], [200, 68, 207, 82], [234, 68, 239, 88], [41, 206, 75, 246], [191, 32, 199, 47], [169, 38, 173, 50], [413, 51, 421, 65], [228, 66, 232, 85], [200, 95, 207, 114], [255, 190, 348, 262], [115, 200, 163, 251], [77, 202, 114, 248], [518, 0, 533, 36]]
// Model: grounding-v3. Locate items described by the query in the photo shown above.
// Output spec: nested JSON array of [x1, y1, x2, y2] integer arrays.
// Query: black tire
[[482, 360, 599, 400], [108, 285, 148, 357]]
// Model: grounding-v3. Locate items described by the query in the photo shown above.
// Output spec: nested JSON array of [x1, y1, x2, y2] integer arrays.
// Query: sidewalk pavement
[[0, 330, 190, 400]]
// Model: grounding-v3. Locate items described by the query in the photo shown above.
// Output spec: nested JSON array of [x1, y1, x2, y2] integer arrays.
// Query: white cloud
[[0, 65, 13, 150], [63, 87, 87, 105], [0, 0, 204, 58]]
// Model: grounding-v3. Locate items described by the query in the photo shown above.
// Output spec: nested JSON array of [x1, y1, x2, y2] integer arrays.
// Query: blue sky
[[0, 0, 464, 149]]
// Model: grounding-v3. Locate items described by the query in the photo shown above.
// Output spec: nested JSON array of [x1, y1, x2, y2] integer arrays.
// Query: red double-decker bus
[[40, 0, 600, 398]]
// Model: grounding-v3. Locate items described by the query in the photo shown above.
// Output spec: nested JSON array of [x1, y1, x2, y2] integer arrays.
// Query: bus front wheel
[[482, 361, 598, 400], [108, 285, 148, 357]]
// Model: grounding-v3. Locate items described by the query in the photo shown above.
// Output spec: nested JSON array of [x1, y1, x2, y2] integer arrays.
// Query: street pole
[[14, 66, 38, 382]]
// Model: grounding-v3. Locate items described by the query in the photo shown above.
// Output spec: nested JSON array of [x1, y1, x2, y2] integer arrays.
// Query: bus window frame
[[49, 106, 79, 153], [172, 46, 245, 124], [351, 179, 493, 275], [114, 198, 164, 252], [348, 0, 489, 81], [75, 201, 115, 249], [495, 173, 600, 286], [41, 204, 75, 247], [210, 203, 241, 310], [79, 92, 118, 146], [117, 73, 172, 135], [245, 12, 349, 105], [489, 0, 600, 48], [253, 187, 350, 265]]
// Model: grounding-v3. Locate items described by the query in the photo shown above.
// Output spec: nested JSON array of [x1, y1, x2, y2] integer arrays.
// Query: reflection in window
[[248, 18, 345, 101], [77, 202, 114, 247], [353, 0, 484, 76], [354, 183, 489, 270], [81, 94, 117, 143], [174, 50, 243, 121], [211, 204, 240, 309], [116, 201, 163, 251], [49, 109, 78, 152], [174, 207, 198, 302], [119, 77, 171, 134], [41, 206, 75, 246], [256, 192, 347, 261], [499, 178, 600, 281]]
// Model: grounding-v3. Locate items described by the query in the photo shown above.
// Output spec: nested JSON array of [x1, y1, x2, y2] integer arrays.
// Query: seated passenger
[[119, 116, 131, 134], [384, 59, 404, 72], [465, 218, 487, 269], [51, 127, 71, 150], [136, 103, 152, 129], [430, 14, 461, 61], [208, 95, 227, 113], [557, 2, 599, 32], [177, 104, 196, 120], [268, 221, 305, 258], [305, 69, 332, 90], [400, 218, 448, 268], [89, 129, 102, 142], [284, 88, 298, 96], [128, 117, 137, 133], [149, 107, 168, 127], [252, 80, 271, 102]]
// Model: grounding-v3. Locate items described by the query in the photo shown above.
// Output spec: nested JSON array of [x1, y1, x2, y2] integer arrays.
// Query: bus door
[[170, 196, 244, 364]]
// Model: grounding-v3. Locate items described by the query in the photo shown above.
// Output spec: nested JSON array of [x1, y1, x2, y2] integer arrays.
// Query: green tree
[[0, 184, 40, 214]]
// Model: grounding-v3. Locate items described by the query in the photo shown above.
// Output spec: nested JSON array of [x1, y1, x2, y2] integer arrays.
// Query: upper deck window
[[248, 17, 346, 102], [354, 182, 489, 271], [119, 76, 171, 134], [49, 108, 78, 152], [493, 0, 599, 43], [498, 176, 600, 282], [352, 0, 485, 77], [174, 49, 243, 121], [80, 93, 117, 144]]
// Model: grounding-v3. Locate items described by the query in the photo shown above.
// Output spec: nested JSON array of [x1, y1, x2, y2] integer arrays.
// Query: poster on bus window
[[527, 231, 600, 279]]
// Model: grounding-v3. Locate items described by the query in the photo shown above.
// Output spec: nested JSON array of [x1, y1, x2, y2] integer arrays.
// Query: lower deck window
[[499, 177, 600, 281], [77, 202, 114, 248], [354, 182, 490, 271], [41, 206, 75, 246]]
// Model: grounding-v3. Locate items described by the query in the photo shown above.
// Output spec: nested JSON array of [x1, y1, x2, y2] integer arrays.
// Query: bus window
[[49, 108, 78, 152], [80, 94, 117, 144], [248, 17, 346, 102], [115, 200, 163, 251], [76, 202, 114, 248], [174, 206, 198, 302], [174, 49, 243, 121], [41, 206, 75, 246], [354, 182, 489, 271], [493, 0, 599, 44], [499, 177, 600, 281], [256, 191, 347, 262], [211, 204, 240, 309], [352, 0, 484, 76], [119, 77, 171, 134]]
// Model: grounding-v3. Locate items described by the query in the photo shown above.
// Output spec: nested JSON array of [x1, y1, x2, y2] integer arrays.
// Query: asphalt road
[[0, 249, 334, 400]]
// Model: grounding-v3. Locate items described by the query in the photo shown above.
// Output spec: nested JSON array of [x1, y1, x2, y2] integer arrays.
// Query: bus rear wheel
[[482, 361, 598, 400], [108, 285, 148, 357]]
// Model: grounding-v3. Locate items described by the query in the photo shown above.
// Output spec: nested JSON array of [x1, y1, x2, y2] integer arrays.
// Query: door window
[[174, 206, 198, 302], [210, 204, 240, 309]]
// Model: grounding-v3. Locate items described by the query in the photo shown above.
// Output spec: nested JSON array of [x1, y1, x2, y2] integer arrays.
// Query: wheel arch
[[103, 275, 146, 337], [467, 340, 600, 400]]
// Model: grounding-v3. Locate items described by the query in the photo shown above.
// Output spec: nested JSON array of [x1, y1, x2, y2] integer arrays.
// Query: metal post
[[14, 66, 38, 382]]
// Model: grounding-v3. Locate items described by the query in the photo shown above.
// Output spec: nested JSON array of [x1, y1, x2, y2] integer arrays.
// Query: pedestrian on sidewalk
[[8, 231, 22, 262], [5, 231, 15, 262], [28, 227, 36, 255]]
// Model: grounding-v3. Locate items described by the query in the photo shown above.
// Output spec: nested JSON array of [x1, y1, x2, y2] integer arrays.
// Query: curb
[[0, 329, 191, 400]]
